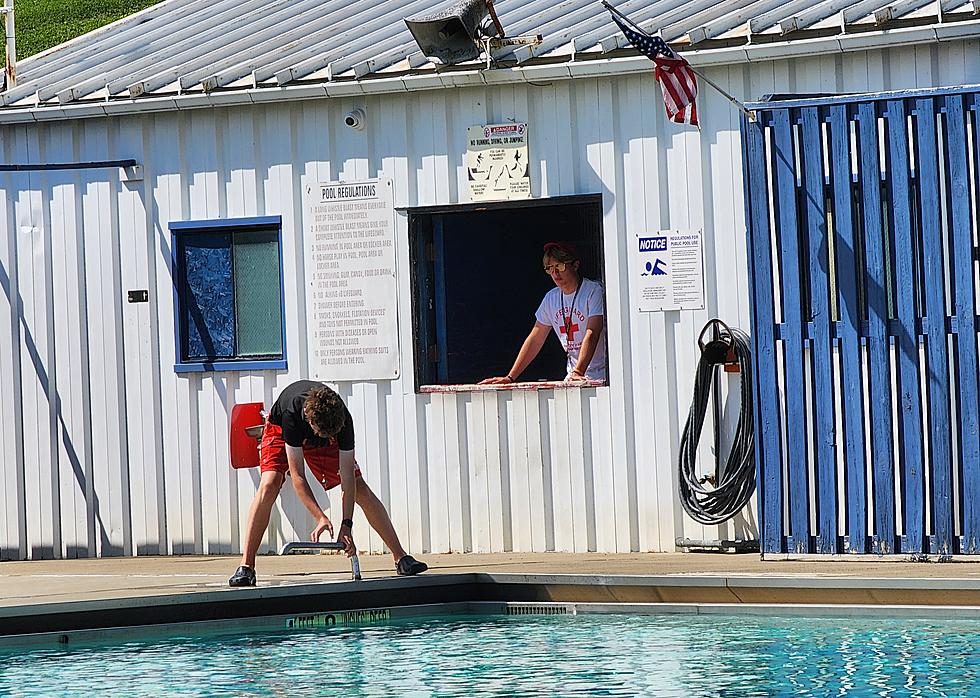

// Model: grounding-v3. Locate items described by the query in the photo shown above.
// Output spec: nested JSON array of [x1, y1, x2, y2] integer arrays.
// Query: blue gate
[[742, 86, 980, 556]]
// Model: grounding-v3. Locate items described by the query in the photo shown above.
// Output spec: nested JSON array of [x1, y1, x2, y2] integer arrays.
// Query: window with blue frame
[[170, 216, 286, 373]]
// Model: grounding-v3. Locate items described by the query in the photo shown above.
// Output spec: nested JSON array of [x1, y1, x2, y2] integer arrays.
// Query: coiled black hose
[[678, 320, 756, 526]]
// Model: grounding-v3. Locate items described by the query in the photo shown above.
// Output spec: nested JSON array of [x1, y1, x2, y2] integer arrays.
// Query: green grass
[[1, 0, 162, 59]]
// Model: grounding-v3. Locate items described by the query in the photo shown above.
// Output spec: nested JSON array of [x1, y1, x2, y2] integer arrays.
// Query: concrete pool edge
[[6, 598, 980, 651], [3, 572, 980, 638]]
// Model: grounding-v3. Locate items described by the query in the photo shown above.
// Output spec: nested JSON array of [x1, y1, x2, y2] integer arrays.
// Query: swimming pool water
[[1, 612, 979, 697]]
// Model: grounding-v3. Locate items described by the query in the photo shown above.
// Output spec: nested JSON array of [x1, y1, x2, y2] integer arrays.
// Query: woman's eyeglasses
[[544, 262, 568, 274]]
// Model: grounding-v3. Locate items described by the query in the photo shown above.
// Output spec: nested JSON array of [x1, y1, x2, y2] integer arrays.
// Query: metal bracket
[[675, 537, 760, 553], [481, 34, 543, 69], [279, 541, 362, 580], [121, 164, 144, 182]]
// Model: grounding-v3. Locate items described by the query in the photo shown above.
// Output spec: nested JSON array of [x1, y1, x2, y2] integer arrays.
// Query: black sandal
[[228, 565, 256, 587], [396, 555, 428, 576]]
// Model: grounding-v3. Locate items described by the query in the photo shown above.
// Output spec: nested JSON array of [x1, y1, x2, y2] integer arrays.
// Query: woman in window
[[480, 241, 606, 384]]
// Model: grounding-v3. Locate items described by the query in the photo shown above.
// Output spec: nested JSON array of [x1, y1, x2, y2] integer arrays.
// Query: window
[[408, 194, 605, 389], [170, 216, 286, 373]]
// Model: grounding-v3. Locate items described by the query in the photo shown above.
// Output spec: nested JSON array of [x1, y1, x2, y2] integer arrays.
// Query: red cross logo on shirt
[[564, 320, 579, 339]]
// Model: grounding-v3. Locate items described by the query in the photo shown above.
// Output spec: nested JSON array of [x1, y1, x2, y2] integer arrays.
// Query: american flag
[[609, 11, 699, 127]]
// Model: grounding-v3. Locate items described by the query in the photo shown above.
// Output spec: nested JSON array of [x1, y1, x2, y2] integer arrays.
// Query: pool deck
[[0, 553, 980, 646], [5, 552, 980, 638]]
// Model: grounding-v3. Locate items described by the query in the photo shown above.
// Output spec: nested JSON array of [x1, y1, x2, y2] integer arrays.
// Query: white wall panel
[[118, 117, 166, 557], [548, 389, 574, 552], [485, 391, 510, 553], [150, 113, 197, 554], [91, 183, 125, 556], [505, 391, 532, 551], [17, 139, 57, 560], [465, 393, 488, 553], [186, 110, 223, 555], [39, 163, 63, 561], [596, 77, 638, 554], [0, 162, 27, 560], [49, 166, 84, 559], [3, 43, 980, 559], [526, 391, 551, 552]]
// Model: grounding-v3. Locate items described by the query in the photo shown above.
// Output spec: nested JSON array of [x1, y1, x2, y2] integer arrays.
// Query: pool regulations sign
[[304, 178, 399, 381], [630, 229, 705, 312]]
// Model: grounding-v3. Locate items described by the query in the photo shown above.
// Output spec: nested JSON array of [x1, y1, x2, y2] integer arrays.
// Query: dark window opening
[[409, 195, 606, 389]]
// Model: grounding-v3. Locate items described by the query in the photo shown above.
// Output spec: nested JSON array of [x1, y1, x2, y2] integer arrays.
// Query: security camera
[[344, 108, 365, 130]]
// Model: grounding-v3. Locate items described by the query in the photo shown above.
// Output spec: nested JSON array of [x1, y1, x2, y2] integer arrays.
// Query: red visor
[[542, 241, 579, 258]]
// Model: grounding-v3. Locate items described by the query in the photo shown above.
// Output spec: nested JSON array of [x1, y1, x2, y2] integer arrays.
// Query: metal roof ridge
[[16, 0, 198, 72], [1, 17, 978, 124]]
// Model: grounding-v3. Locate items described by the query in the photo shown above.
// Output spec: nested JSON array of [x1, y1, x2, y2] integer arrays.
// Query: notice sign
[[305, 178, 399, 381], [466, 123, 530, 202], [631, 230, 705, 312]]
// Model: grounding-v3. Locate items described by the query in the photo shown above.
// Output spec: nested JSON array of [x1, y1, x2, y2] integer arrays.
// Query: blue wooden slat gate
[[741, 86, 980, 556]]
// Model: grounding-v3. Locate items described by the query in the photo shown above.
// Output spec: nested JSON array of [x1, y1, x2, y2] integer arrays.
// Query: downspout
[[2, 0, 14, 89]]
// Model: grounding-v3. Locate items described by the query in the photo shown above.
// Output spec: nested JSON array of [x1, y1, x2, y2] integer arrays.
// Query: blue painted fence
[[742, 86, 980, 555]]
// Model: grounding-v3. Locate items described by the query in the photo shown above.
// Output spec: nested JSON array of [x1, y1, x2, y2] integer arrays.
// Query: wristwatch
[[340, 518, 354, 529]]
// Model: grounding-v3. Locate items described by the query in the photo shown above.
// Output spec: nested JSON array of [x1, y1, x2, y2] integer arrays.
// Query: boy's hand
[[311, 515, 334, 542], [337, 522, 356, 556]]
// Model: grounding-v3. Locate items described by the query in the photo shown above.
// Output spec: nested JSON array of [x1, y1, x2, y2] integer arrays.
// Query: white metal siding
[[2, 42, 979, 559]]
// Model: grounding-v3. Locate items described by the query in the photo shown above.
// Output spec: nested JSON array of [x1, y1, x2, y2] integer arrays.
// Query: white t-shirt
[[534, 277, 607, 381]]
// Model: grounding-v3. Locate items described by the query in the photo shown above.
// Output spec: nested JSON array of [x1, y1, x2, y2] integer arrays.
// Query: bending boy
[[229, 380, 427, 586]]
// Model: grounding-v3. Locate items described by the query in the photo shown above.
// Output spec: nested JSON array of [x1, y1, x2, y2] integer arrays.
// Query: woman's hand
[[565, 369, 587, 382], [478, 375, 515, 385]]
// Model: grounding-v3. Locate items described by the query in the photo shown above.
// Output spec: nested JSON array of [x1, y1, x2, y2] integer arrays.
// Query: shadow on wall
[[1, 229, 119, 560]]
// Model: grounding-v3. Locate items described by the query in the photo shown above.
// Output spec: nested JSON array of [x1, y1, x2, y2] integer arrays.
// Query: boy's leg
[[240, 470, 285, 568], [307, 452, 425, 574], [353, 477, 408, 563]]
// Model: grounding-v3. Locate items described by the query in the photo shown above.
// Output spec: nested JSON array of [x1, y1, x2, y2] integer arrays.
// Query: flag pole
[[687, 67, 756, 123], [601, 0, 755, 122]]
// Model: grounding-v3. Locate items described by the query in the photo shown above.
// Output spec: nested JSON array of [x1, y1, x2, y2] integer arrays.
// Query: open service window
[[408, 194, 606, 390]]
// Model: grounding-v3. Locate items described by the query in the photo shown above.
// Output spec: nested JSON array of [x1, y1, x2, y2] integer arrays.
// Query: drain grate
[[506, 604, 575, 616]]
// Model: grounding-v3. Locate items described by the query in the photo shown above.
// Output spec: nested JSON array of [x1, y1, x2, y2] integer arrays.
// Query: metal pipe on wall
[[3, 0, 15, 89]]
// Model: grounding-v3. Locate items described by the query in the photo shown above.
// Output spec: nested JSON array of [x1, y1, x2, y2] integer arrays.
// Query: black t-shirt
[[268, 380, 355, 450]]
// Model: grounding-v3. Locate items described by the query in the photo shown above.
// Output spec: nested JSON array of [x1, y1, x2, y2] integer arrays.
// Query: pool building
[[1, 0, 980, 568]]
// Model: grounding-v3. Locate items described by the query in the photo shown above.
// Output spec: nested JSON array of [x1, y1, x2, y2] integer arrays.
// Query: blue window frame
[[170, 215, 287, 373]]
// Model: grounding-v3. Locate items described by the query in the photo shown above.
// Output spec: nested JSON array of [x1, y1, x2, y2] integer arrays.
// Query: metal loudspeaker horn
[[404, 0, 505, 66]]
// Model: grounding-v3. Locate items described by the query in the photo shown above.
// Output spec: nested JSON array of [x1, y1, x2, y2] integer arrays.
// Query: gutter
[[745, 81, 980, 110], [0, 18, 978, 125]]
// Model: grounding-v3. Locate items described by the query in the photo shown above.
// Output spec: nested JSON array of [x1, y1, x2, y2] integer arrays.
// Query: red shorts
[[259, 422, 360, 491]]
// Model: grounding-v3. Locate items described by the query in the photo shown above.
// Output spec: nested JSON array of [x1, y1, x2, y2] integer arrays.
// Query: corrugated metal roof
[[2, 0, 978, 110]]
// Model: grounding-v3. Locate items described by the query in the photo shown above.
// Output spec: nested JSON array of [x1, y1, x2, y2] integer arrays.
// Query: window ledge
[[420, 379, 605, 394], [175, 359, 287, 374]]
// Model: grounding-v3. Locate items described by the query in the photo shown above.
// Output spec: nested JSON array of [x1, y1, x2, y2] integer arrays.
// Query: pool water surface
[[1, 612, 979, 696]]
